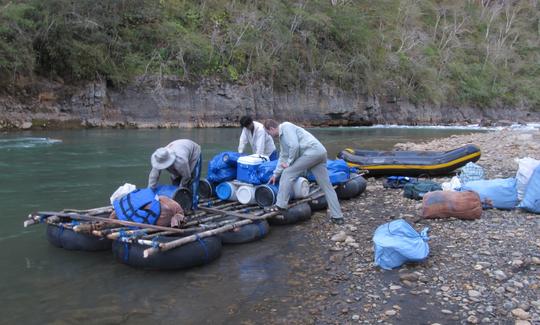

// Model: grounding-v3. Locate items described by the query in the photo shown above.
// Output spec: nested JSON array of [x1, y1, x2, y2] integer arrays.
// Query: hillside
[[0, 0, 539, 128]]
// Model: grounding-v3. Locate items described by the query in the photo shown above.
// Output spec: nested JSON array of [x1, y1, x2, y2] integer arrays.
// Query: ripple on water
[[0, 137, 62, 149]]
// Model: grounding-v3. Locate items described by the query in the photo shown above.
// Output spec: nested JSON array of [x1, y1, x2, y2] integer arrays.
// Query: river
[[0, 127, 483, 324]]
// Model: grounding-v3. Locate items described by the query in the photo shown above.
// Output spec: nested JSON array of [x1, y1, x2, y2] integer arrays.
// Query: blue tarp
[[154, 185, 178, 198], [518, 165, 540, 213], [256, 160, 279, 184], [308, 159, 351, 185], [207, 152, 244, 183]]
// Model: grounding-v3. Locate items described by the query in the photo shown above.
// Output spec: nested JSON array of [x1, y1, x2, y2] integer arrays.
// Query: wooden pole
[[34, 211, 196, 234], [142, 219, 253, 258], [63, 206, 113, 214], [92, 227, 127, 237], [185, 204, 260, 226], [198, 206, 269, 220]]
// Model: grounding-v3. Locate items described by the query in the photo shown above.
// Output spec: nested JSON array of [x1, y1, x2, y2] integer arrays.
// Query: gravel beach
[[252, 128, 540, 325]]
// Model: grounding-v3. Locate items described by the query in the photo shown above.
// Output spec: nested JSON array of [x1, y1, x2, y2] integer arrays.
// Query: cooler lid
[[238, 154, 269, 165]]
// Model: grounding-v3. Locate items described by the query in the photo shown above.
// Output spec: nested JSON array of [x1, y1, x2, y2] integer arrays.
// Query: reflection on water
[[0, 127, 484, 323]]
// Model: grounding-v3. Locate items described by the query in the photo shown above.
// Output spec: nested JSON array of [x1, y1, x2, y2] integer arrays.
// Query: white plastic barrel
[[292, 177, 310, 199], [236, 185, 257, 205]]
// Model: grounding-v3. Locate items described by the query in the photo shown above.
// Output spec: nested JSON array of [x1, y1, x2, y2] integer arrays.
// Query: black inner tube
[[112, 235, 222, 270], [46, 223, 112, 251]]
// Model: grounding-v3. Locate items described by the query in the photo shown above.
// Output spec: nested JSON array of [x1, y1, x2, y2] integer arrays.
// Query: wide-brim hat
[[151, 147, 175, 170]]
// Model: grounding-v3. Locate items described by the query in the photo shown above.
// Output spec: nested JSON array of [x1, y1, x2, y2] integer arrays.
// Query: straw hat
[[151, 147, 176, 170]]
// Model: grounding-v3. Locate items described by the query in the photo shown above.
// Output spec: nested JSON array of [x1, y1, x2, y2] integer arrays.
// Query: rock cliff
[[1, 77, 538, 130]]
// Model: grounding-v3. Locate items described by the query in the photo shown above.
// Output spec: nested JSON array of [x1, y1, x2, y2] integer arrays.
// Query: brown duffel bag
[[422, 190, 482, 220]]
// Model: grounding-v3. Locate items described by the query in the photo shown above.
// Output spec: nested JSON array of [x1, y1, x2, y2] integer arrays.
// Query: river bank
[[254, 128, 540, 324]]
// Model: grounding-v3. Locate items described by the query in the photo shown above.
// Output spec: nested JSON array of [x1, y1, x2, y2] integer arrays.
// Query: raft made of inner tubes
[[46, 223, 112, 251], [336, 175, 366, 200], [337, 144, 481, 177], [309, 195, 328, 211], [112, 235, 222, 270], [220, 219, 270, 244], [268, 202, 312, 225]]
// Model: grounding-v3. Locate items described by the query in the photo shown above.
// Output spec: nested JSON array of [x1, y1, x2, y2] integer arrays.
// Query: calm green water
[[0, 127, 482, 324]]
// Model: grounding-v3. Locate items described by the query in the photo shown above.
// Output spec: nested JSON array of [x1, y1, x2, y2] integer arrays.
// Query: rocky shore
[[253, 128, 540, 324]]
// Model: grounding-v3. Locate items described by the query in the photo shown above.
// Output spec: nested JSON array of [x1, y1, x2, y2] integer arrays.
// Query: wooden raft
[[24, 191, 326, 258]]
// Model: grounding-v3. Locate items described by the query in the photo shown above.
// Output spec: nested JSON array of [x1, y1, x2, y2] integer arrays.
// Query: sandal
[[264, 205, 286, 213], [331, 217, 345, 225]]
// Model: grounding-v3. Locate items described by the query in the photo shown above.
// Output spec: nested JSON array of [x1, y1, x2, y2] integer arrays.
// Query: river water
[[0, 127, 482, 324]]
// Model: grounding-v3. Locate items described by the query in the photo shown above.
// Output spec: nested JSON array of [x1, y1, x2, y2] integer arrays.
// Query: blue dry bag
[[373, 219, 430, 270], [518, 165, 540, 213], [461, 178, 518, 210]]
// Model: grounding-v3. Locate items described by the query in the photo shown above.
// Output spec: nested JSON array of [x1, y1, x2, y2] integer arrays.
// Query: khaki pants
[[276, 150, 343, 219]]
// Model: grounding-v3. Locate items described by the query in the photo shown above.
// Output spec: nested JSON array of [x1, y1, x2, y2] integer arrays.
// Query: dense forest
[[1, 0, 539, 109]]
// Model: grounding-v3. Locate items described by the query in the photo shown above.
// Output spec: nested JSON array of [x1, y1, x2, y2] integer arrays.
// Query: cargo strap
[[256, 221, 266, 237], [58, 223, 64, 247], [195, 234, 209, 262]]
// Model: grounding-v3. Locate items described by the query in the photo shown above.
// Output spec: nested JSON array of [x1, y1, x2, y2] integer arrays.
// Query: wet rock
[[384, 310, 397, 316], [468, 290, 481, 298], [493, 270, 508, 281], [352, 314, 360, 320], [331, 231, 347, 242], [399, 273, 419, 282], [467, 315, 479, 324], [511, 308, 530, 320], [515, 321, 531, 325], [344, 236, 355, 244]]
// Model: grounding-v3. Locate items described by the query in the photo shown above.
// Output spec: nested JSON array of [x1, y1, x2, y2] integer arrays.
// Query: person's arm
[[282, 124, 299, 166], [148, 168, 161, 189], [177, 159, 192, 187], [238, 128, 248, 153], [254, 128, 267, 156], [272, 138, 289, 178]]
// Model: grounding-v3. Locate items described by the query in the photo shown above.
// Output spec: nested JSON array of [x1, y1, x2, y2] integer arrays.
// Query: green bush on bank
[[0, 0, 538, 109]]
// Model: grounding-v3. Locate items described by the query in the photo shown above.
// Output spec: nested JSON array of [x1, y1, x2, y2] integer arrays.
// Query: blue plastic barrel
[[216, 182, 237, 201]]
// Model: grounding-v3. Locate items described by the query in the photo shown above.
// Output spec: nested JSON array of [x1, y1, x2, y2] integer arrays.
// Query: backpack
[[403, 180, 442, 200]]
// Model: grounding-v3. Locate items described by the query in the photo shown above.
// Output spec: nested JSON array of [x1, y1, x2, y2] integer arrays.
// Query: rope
[[123, 241, 129, 263], [256, 221, 266, 237], [195, 234, 209, 263], [58, 223, 65, 247], [151, 236, 161, 248]]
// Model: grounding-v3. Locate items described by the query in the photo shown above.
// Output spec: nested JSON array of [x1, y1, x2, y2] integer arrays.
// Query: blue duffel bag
[[461, 178, 518, 210], [518, 165, 540, 213], [373, 219, 430, 270]]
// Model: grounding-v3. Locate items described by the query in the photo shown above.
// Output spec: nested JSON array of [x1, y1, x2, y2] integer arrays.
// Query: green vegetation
[[1, 0, 539, 109]]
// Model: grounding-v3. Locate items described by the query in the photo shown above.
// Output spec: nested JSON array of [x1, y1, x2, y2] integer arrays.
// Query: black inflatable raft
[[338, 144, 481, 177]]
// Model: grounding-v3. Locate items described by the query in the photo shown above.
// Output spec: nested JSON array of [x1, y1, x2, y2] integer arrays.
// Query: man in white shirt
[[238, 116, 277, 160]]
